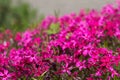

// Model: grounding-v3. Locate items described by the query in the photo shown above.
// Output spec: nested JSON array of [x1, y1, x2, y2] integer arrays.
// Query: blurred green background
[[0, 0, 41, 32]]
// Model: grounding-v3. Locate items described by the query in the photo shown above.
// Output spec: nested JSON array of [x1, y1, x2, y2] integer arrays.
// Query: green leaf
[[47, 23, 60, 35], [38, 71, 47, 80], [103, 40, 108, 48], [31, 78, 37, 80], [113, 76, 119, 80]]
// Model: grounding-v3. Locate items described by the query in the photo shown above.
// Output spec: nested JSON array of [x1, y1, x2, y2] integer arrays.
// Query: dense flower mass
[[1, 1, 120, 80]]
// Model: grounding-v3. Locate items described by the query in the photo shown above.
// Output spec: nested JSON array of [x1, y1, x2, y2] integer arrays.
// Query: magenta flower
[[15, 32, 21, 42], [109, 67, 118, 78], [62, 63, 72, 75], [0, 70, 11, 80], [76, 60, 86, 70]]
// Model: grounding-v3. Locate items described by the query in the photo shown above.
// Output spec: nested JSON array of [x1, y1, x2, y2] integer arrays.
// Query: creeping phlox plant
[[1, 1, 120, 80]]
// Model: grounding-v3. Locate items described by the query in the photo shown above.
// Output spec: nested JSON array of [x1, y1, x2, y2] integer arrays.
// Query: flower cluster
[[0, 1, 120, 80]]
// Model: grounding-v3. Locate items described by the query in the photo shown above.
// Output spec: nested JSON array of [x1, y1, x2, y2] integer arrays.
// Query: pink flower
[[62, 63, 72, 75], [87, 77, 94, 80], [0, 70, 11, 80], [33, 37, 41, 45], [109, 67, 118, 78], [76, 60, 86, 70], [15, 32, 21, 42], [95, 70, 102, 77]]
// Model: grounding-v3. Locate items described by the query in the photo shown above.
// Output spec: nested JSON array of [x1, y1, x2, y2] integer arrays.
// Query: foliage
[[0, 0, 37, 32], [47, 23, 60, 35]]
